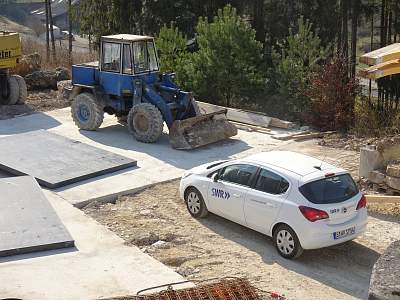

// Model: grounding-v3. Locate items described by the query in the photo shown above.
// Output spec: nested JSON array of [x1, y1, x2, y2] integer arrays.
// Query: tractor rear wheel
[[13, 75, 27, 104], [6, 76, 20, 105], [127, 103, 163, 143], [71, 92, 104, 130]]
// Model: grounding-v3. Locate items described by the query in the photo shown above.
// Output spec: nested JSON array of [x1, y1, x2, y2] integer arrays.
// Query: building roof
[[101, 34, 154, 42]]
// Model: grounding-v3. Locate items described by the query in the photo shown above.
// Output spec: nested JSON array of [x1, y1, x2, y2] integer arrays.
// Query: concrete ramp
[[0, 130, 137, 188], [0, 176, 74, 257]]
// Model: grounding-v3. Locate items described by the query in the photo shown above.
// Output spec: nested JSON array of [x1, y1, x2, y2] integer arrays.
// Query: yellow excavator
[[0, 31, 27, 105]]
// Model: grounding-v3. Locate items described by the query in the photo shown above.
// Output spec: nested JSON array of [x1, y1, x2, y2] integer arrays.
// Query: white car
[[179, 151, 367, 259]]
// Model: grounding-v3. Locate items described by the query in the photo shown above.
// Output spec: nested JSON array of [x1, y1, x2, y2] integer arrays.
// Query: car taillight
[[356, 194, 367, 210], [299, 206, 329, 222]]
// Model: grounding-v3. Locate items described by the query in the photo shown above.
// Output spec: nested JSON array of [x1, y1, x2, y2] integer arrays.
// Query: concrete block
[[368, 240, 400, 300], [386, 163, 400, 178], [385, 176, 400, 191], [359, 146, 384, 178], [368, 170, 386, 184], [0, 130, 137, 188], [0, 176, 74, 257]]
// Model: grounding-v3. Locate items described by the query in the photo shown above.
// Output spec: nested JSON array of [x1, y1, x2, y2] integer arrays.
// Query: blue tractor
[[70, 34, 237, 149]]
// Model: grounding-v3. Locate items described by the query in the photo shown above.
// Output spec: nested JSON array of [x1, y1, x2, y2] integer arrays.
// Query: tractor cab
[[100, 34, 159, 76]]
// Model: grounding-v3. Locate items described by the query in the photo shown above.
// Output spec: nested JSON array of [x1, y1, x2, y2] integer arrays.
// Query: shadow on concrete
[[0, 246, 78, 263], [0, 112, 61, 135], [199, 214, 379, 299], [80, 124, 252, 170]]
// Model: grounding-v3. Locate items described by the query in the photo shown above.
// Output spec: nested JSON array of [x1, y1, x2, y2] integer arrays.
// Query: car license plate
[[333, 226, 355, 240]]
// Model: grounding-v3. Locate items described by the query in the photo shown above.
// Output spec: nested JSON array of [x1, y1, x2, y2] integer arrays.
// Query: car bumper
[[299, 209, 368, 250]]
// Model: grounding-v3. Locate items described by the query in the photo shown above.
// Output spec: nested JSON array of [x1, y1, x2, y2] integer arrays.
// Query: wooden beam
[[197, 101, 272, 128], [365, 194, 400, 203]]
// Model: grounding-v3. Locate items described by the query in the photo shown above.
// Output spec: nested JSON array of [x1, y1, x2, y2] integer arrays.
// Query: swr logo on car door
[[211, 188, 230, 199]]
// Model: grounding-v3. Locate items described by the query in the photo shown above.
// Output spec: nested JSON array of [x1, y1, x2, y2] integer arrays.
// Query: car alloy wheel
[[276, 229, 295, 255], [185, 187, 208, 218], [187, 191, 201, 214], [273, 224, 303, 259]]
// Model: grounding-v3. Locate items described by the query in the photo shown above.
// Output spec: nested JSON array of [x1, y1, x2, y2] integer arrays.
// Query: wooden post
[[68, 0, 73, 65], [45, 0, 50, 62], [48, 0, 56, 62]]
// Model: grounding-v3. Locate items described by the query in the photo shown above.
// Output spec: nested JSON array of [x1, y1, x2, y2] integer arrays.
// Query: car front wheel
[[185, 187, 208, 218], [273, 224, 303, 259]]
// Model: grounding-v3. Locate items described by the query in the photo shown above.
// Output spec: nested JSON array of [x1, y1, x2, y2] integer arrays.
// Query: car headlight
[[182, 172, 193, 179]]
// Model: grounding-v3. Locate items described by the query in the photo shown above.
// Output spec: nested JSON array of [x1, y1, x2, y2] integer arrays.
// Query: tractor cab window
[[133, 40, 159, 73], [102, 42, 121, 73], [133, 41, 149, 73], [147, 41, 159, 71], [122, 44, 132, 74]]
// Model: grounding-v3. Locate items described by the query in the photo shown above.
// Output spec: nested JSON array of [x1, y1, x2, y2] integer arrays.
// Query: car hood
[[185, 160, 228, 175]]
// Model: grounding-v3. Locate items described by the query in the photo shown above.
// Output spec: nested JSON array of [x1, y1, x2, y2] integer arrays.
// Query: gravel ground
[[0, 90, 68, 120], [84, 180, 399, 300]]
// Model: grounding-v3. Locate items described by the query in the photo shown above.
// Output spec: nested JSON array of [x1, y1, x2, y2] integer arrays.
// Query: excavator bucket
[[169, 109, 237, 150]]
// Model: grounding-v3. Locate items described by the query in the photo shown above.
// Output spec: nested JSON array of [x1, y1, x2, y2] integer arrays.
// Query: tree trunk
[[45, 0, 50, 62], [337, 0, 343, 54], [341, 0, 349, 60], [68, 0, 73, 65], [48, 0, 56, 62], [351, 0, 359, 78], [380, 0, 386, 46], [252, 0, 265, 42], [371, 6, 374, 51]]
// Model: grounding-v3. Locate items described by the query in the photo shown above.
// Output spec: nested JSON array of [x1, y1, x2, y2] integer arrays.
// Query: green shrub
[[189, 5, 264, 107], [271, 17, 330, 120]]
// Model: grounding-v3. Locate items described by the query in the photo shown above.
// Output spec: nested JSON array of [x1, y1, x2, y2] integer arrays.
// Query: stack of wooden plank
[[359, 43, 400, 80], [196, 101, 295, 130]]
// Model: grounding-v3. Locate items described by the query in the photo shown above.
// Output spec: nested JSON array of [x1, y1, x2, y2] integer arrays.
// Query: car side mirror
[[212, 173, 219, 182]]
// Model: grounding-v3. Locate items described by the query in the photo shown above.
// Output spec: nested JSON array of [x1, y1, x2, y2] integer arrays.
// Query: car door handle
[[249, 199, 266, 204]]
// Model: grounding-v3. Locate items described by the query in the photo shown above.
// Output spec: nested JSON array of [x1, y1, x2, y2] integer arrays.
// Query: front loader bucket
[[169, 110, 237, 150]]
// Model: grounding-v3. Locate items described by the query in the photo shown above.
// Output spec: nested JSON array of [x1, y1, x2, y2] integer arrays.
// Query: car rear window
[[299, 174, 358, 204]]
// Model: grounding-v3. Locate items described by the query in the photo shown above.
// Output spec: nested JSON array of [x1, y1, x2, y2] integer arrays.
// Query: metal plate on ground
[[0, 176, 74, 257], [0, 130, 137, 189]]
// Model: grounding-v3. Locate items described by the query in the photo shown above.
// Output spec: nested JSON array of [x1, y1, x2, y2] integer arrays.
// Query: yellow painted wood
[[360, 43, 400, 66], [359, 59, 400, 79]]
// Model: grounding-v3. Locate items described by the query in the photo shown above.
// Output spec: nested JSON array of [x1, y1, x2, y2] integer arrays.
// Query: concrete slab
[[0, 190, 190, 300], [0, 176, 74, 257], [0, 108, 289, 206], [0, 130, 137, 188]]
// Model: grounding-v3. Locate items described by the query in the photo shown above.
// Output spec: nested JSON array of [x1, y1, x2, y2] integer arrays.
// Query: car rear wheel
[[273, 224, 303, 259], [185, 187, 208, 218]]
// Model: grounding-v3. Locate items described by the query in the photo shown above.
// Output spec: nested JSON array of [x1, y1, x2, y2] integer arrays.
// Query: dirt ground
[[0, 90, 68, 120], [84, 178, 399, 300]]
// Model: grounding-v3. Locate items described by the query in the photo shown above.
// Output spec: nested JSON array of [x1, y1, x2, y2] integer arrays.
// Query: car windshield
[[299, 174, 358, 204]]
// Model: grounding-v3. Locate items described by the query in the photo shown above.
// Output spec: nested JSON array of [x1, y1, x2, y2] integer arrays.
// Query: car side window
[[122, 44, 132, 74], [219, 164, 257, 187], [102, 42, 121, 73], [254, 169, 289, 195]]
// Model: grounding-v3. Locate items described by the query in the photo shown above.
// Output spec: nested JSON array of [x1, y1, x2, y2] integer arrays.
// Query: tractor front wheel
[[71, 92, 104, 130], [127, 103, 163, 143]]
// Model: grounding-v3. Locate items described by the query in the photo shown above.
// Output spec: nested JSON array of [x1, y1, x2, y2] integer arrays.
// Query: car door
[[244, 168, 290, 235], [208, 164, 258, 225]]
